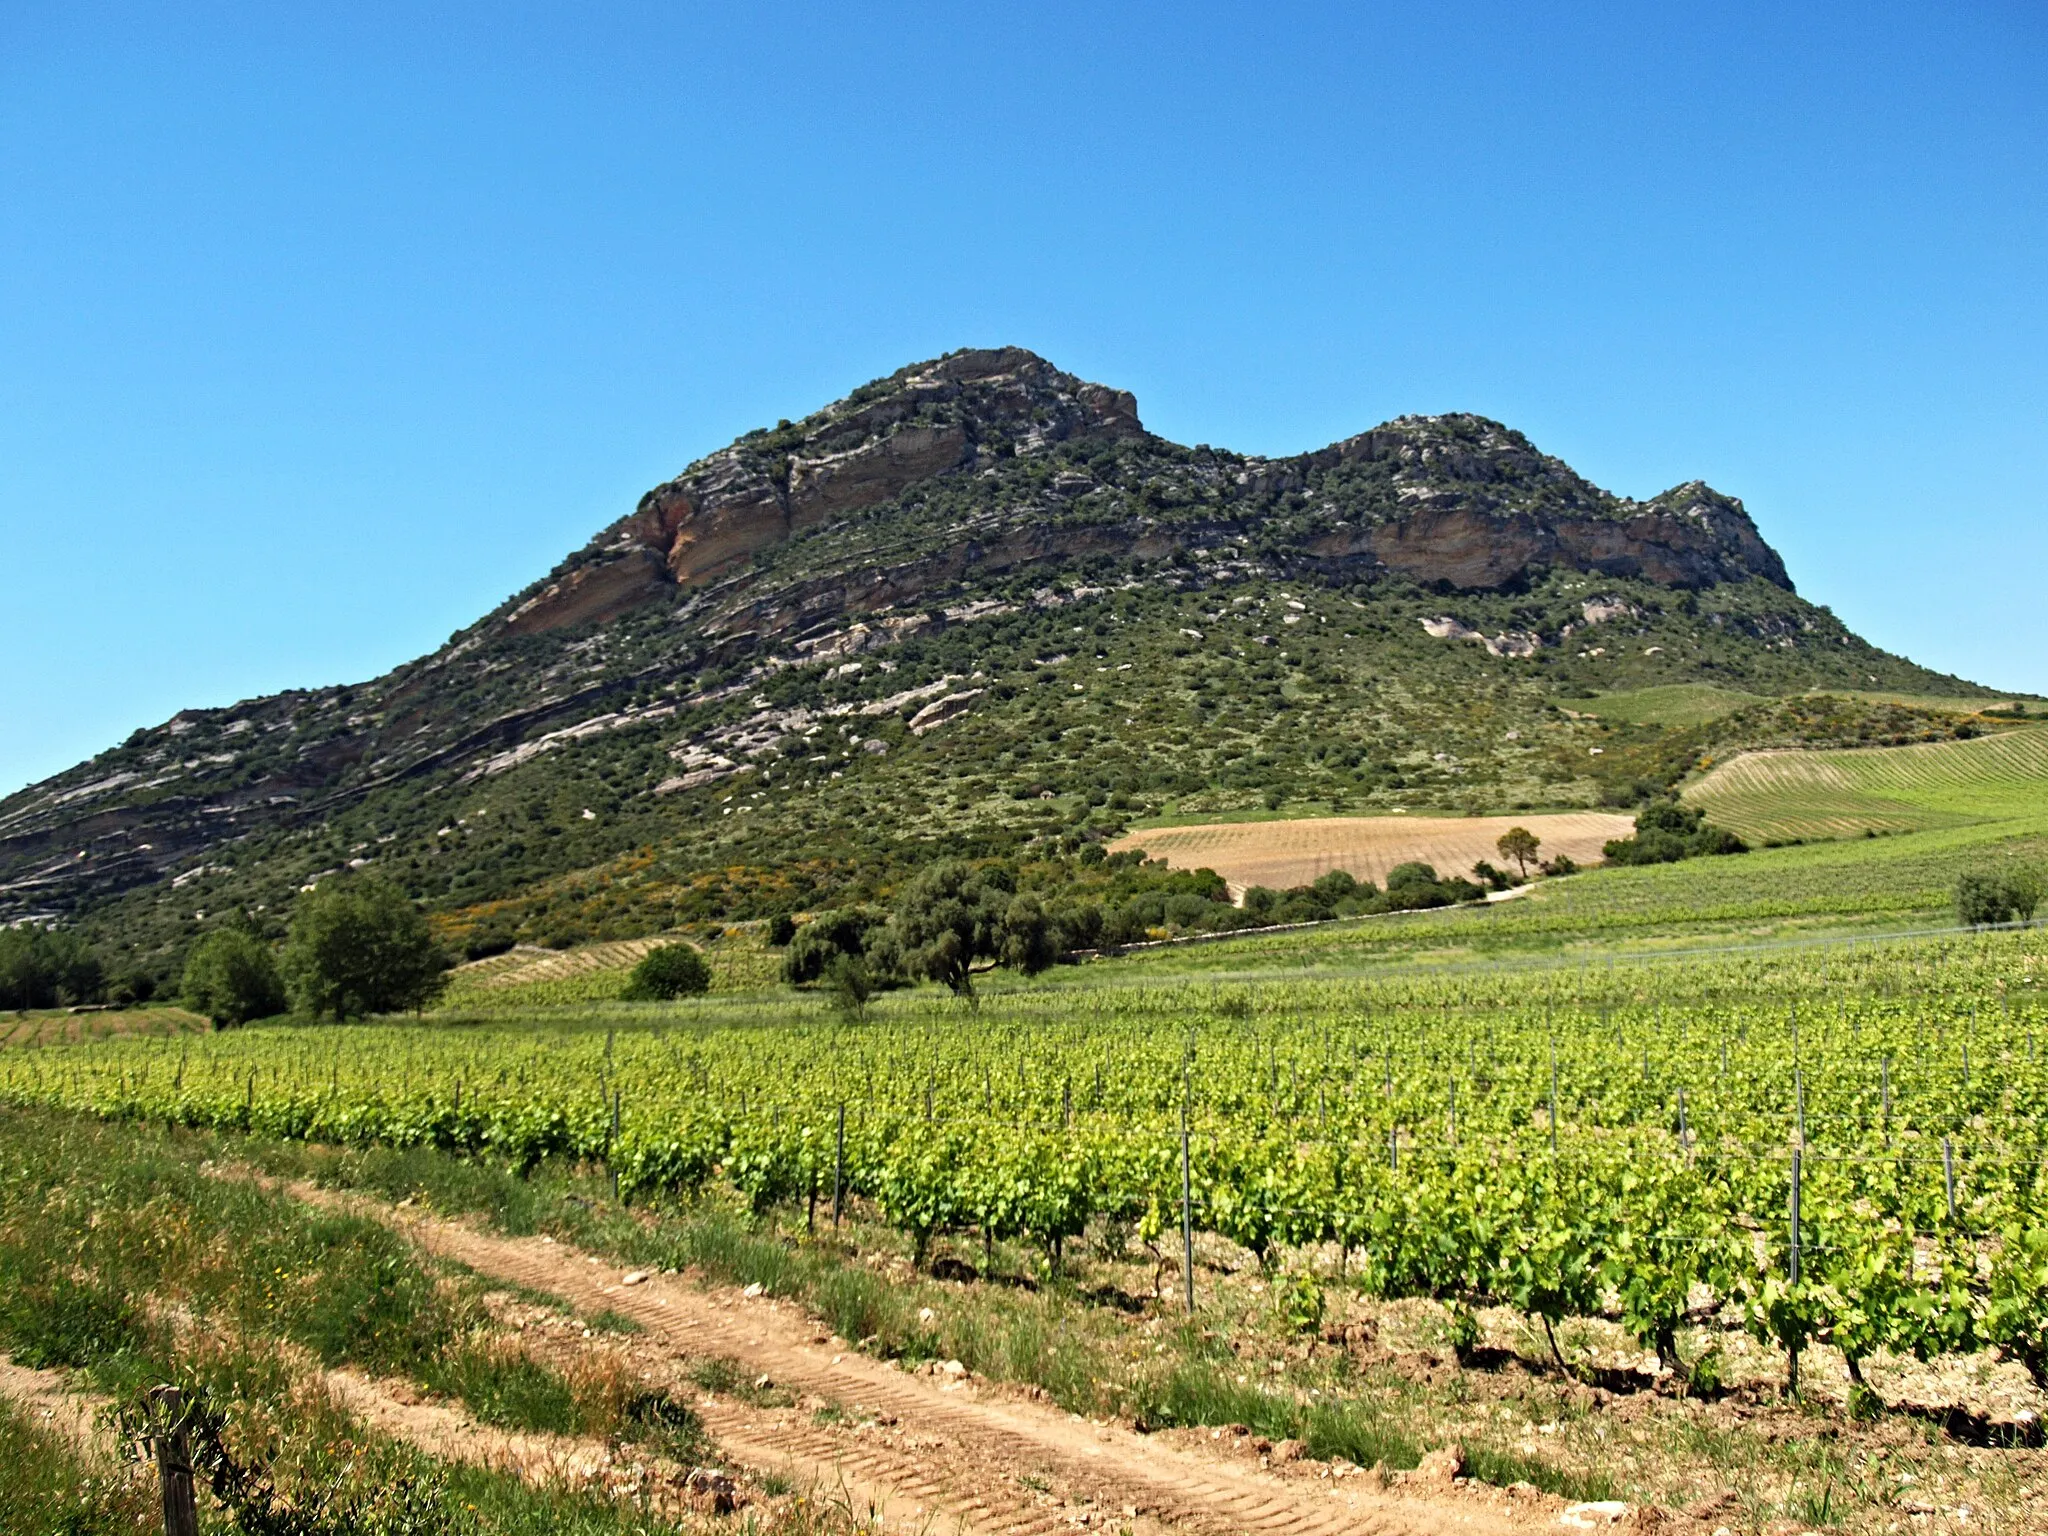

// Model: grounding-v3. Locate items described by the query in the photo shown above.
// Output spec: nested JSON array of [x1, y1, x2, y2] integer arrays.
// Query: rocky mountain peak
[[500, 348, 1144, 636]]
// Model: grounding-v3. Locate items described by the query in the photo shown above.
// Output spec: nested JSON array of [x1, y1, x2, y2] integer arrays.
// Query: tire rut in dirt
[[289, 1181, 1545, 1536]]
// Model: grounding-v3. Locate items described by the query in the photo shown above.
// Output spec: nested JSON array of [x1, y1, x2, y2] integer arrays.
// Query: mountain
[[0, 348, 1986, 973]]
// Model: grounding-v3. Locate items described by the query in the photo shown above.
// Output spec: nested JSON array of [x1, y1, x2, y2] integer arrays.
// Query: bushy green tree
[[782, 907, 884, 985], [995, 893, 1057, 975], [0, 928, 104, 1010], [887, 859, 1017, 995], [181, 927, 287, 1027], [1957, 870, 2043, 927], [283, 878, 447, 1020], [621, 942, 711, 999], [1604, 800, 1747, 866]]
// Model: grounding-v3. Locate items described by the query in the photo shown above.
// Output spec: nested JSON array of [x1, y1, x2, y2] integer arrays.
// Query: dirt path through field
[[1112, 813, 1631, 897], [273, 1178, 1585, 1536], [0, 1353, 113, 1451]]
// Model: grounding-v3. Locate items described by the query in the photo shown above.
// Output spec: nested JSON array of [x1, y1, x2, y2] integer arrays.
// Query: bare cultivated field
[[0, 1004, 206, 1049], [1112, 812, 1634, 895]]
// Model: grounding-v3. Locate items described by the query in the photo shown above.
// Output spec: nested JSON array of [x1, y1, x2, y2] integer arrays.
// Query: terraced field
[[1111, 811, 1633, 895], [1583, 683, 1765, 727], [441, 930, 780, 1007], [1685, 723, 2048, 844]]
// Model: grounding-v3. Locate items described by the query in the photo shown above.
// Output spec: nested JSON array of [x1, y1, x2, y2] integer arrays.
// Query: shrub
[[766, 913, 797, 947], [621, 943, 712, 1000], [1604, 799, 1748, 866], [1311, 869, 1359, 903], [181, 927, 287, 1027]]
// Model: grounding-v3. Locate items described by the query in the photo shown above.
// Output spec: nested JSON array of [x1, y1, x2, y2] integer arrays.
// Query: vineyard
[[6, 927, 2047, 1415], [1687, 723, 2048, 845]]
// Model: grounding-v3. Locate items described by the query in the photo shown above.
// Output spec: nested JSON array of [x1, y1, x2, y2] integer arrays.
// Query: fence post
[[1549, 1040, 1560, 1157], [1677, 1086, 1690, 1158], [1788, 1148, 1803, 1397], [1179, 1101, 1195, 1316], [609, 1088, 621, 1201], [148, 1386, 199, 1536], [832, 1103, 846, 1229], [1943, 1136, 1957, 1224]]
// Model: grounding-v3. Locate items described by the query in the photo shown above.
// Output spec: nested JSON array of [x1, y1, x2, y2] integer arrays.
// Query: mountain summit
[[0, 348, 1973, 964], [498, 347, 1786, 648]]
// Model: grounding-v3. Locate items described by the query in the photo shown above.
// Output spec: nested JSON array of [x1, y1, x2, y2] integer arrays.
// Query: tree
[[181, 927, 286, 1027], [283, 878, 448, 1020], [766, 913, 797, 947], [1497, 826, 1540, 879], [0, 927, 103, 1010], [1957, 870, 2043, 928], [995, 894, 1057, 975], [887, 860, 1015, 995], [782, 908, 884, 985], [621, 942, 711, 999]]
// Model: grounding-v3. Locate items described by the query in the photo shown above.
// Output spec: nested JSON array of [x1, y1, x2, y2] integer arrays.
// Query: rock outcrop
[[496, 351, 1789, 645]]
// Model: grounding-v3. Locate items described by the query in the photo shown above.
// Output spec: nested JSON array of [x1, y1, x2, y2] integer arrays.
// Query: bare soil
[[286, 1178, 1602, 1536], [1111, 813, 1632, 896]]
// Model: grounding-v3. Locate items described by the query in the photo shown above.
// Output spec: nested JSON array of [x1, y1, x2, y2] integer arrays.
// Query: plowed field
[[1109, 812, 1633, 895]]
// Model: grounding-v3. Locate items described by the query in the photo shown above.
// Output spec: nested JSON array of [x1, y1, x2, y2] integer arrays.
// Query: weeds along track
[[283, 1177, 1554, 1536]]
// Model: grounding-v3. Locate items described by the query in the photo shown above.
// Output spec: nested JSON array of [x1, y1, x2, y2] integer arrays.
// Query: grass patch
[[0, 1395, 157, 1535]]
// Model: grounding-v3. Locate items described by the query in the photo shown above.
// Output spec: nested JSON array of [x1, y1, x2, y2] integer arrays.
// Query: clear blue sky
[[3, 2, 2044, 794]]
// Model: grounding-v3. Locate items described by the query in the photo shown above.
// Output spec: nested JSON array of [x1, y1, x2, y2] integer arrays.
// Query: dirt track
[[294, 1180, 1592, 1536]]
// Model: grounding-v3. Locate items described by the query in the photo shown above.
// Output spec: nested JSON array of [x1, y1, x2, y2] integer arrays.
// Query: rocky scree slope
[[0, 348, 1976, 959]]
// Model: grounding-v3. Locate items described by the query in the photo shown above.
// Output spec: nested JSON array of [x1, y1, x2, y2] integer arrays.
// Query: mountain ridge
[[489, 347, 1789, 647], [0, 347, 1987, 969]]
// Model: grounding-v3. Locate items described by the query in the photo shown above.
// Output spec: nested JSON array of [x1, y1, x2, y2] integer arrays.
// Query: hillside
[[0, 347, 1996, 977]]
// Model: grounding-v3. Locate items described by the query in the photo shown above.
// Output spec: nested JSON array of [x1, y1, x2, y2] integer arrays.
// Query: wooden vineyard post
[[1880, 1057, 1890, 1140], [1787, 1148, 1803, 1397], [148, 1386, 199, 1536], [1943, 1137, 1957, 1223], [609, 1087, 621, 1201], [1677, 1086, 1690, 1159], [1179, 1101, 1196, 1315], [1548, 1040, 1560, 1158], [832, 1104, 846, 1229]]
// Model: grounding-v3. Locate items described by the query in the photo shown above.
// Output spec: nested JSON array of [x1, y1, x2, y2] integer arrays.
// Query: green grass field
[[1583, 682, 1766, 727], [1685, 722, 2048, 844]]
